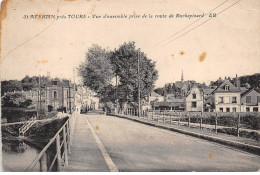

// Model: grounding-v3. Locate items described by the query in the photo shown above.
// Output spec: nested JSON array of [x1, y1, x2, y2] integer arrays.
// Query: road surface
[[66, 112, 260, 172]]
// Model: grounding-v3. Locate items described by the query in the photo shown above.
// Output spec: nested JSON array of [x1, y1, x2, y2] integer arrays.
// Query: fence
[[122, 109, 260, 137], [25, 114, 72, 172]]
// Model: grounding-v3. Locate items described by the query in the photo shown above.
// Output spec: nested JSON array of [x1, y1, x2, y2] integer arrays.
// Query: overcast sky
[[1, 0, 260, 87]]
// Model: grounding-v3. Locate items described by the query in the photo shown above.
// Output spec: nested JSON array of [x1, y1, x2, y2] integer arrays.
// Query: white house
[[185, 85, 204, 112], [213, 80, 241, 112], [149, 91, 164, 103], [241, 88, 260, 112]]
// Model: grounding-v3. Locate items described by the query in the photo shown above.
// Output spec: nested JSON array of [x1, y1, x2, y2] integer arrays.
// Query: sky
[[1, 0, 260, 88]]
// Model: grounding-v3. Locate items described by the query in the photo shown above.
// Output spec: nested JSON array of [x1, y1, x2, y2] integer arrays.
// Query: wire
[[147, 0, 230, 53], [147, 0, 242, 53], [1, 0, 62, 63]]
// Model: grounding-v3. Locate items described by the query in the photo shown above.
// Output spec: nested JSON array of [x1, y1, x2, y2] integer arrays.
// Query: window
[[226, 108, 230, 112], [246, 96, 251, 103], [232, 97, 237, 103], [192, 102, 197, 108], [219, 108, 223, 112], [232, 107, 236, 112], [67, 90, 69, 98], [53, 81, 58, 85], [192, 93, 196, 99], [246, 107, 250, 112], [219, 97, 224, 104], [258, 96, 260, 103], [253, 107, 258, 112], [54, 91, 57, 99], [225, 85, 229, 91]]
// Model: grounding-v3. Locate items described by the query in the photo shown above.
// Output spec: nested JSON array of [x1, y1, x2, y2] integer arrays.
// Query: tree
[[78, 44, 114, 95], [109, 41, 158, 105], [1, 80, 22, 95], [154, 87, 165, 96], [2, 92, 32, 108]]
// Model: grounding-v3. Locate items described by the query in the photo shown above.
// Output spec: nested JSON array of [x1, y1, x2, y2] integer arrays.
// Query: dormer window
[[52, 81, 58, 85], [225, 85, 229, 91]]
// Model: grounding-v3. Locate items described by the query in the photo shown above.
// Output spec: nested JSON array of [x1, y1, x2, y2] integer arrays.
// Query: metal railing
[[120, 110, 260, 137], [25, 115, 72, 172], [19, 116, 37, 137]]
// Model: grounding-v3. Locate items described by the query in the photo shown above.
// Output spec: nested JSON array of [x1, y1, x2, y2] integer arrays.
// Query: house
[[185, 85, 204, 112], [152, 99, 185, 111], [212, 80, 241, 112], [241, 88, 260, 112], [149, 91, 164, 103], [46, 79, 75, 112]]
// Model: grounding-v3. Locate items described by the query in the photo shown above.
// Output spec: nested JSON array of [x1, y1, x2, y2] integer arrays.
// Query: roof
[[152, 101, 185, 107], [212, 80, 240, 93], [241, 88, 259, 98], [186, 84, 200, 97], [240, 87, 248, 94], [203, 88, 215, 95], [150, 91, 163, 97]]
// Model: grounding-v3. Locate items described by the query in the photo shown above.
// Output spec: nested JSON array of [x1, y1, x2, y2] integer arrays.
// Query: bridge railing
[[25, 114, 72, 172], [121, 110, 260, 137]]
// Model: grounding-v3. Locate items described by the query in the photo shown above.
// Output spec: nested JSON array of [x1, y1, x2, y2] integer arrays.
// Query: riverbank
[[1, 117, 69, 149]]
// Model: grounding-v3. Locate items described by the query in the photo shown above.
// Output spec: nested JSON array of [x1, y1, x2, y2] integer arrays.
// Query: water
[[2, 139, 54, 172]]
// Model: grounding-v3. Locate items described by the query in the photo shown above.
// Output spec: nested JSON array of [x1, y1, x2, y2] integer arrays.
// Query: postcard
[[1, 0, 260, 172]]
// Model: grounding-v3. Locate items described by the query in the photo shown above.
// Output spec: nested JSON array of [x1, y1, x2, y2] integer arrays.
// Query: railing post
[[56, 134, 62, 172], [178, 113, 180, 126], [163, 112, 165, 123], [215, 113, 218, 133], [237, 114, 240, 137], [200, 118, 202, 130], [63, 127, 68, 166], [170, 114, 172, 124], [188, 114, 190, 127], [66, 121, 71, 153], [152, 110, 154, 120]]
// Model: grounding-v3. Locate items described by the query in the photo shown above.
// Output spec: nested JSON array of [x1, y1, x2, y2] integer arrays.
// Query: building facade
[[241, 88, 260, 112], [46, 79, 75, 112], [185, 85, 204, 112], [213, 80, 241, 112]]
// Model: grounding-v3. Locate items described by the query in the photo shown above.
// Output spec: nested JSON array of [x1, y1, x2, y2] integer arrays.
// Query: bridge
[[24, 110, 260, 172]]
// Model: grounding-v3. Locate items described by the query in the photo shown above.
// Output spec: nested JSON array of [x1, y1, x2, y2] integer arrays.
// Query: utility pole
[[69, 80, 72, 114], [73, 68, 76, 109], [39, 75, 41, 117], [138, 49, 141, 117], [116, 75, 118, 114]]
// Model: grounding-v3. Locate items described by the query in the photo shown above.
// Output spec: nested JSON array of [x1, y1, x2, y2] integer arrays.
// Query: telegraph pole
[[138, 49, 141, 117], [39, 75, 41, 117], [69, 79, 72, 114]]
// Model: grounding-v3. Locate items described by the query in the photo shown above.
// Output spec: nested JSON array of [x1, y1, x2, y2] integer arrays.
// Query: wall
[[214, 92, 241, 112], [241, 90, 260, 106], [186, 87, 203, 112]]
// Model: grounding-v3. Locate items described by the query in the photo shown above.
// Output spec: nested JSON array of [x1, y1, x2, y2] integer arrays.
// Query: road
[[66, 112, 260, 172]]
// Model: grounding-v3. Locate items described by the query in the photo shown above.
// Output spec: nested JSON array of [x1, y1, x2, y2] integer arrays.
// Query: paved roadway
[[66, 112, 260, 172]]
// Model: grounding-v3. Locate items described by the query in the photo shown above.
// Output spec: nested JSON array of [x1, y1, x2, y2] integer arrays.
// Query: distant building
[[185, 85, 204, 112], [212, 80, 241, 112], [46, 79, 75, 112], [149, 91, 164, 103], [152, 99, 185, 111], [241, 88, 260, 112]]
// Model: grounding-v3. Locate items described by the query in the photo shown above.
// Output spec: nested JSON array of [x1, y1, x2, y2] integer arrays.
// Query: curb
[[108, 113, 260, 156]]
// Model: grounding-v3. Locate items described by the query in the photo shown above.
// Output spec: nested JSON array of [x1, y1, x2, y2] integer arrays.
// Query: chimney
[[236, 74, 240, 90]]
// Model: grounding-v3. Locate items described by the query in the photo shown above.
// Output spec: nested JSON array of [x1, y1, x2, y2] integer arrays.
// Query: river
[[1, 139, 56, 172]]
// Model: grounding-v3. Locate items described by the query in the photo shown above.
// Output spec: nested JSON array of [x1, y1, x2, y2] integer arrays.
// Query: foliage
[[78, 44, 114, 95], [1, 80, 22, 96], [154, 87, 165, 96], [2, 92, 32, 108], [109, 41, 158, 104]]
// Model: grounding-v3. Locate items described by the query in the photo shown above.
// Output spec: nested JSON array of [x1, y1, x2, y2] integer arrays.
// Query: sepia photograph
[[0, 0, 260, 172]]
